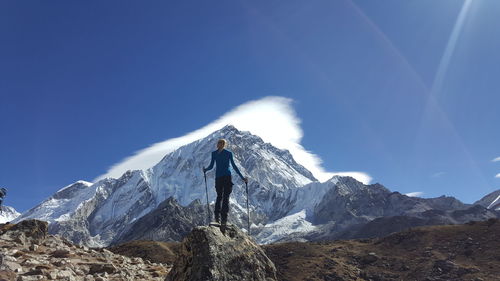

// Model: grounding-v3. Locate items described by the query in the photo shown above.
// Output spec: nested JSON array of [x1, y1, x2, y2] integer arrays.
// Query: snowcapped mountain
[[254, 176, 480, 243], [145, 124, 316, 224], [0, 205, 20, 223], [15, 170, 162, 246], [14, 125, 498, 246], [15, 125, 320, 246]]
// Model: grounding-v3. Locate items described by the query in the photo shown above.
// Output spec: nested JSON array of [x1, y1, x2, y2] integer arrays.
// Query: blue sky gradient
[[1, 0, 499, 212]]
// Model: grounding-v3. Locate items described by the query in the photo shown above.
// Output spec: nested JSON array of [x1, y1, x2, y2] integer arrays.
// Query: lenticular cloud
[[405, 192, 424, 197], [95, 96, 371, 184]]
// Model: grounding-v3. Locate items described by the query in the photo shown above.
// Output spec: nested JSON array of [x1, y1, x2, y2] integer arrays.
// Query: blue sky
[[1, 0, 499, 212]]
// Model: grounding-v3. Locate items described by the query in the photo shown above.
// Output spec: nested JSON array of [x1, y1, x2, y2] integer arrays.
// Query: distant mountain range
[[0, 205, 20, 223], [12, 125, 500, 246]]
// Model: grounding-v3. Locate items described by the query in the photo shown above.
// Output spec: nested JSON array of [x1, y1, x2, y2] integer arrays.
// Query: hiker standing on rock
[[203, 139, 248, 230]]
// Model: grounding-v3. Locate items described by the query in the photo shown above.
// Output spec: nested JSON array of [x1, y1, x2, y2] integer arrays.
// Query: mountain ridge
[[14, 125, 321, 246], [13, 125, 500, 246]]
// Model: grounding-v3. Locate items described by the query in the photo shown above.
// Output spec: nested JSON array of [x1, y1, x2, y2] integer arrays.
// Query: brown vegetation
[[264, 219, 500, 281], [107, 240, 181, 265]]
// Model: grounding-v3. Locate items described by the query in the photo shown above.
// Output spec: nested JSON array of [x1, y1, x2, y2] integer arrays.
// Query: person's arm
[[203, 152, 215, 173], [230, 152, 246, 181]]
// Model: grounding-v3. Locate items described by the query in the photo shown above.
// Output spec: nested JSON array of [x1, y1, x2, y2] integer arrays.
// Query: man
[[203, 139, 248, 230], [0, 188, 6, 213], [0, 188, 6, 207]]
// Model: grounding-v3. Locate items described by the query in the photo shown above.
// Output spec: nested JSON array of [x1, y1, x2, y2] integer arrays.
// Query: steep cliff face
[[112, 197, 208, 244]]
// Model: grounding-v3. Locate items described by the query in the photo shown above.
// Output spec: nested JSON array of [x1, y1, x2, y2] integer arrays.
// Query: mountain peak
[[53, 180, 93, 200], [219, 124, 239, 133], [209, 124, 251, 142]]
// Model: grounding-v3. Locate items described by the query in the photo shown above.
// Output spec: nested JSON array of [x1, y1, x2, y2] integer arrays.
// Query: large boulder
[[0, 219, 48, 246], [166, 224, 277, 281]]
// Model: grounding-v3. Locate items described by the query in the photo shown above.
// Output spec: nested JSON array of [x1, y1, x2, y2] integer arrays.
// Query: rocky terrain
[[264, 218, 500, 281], [0, 218, 278, 281], [2, 217, 500, 281], [0, 220, 171, 281]]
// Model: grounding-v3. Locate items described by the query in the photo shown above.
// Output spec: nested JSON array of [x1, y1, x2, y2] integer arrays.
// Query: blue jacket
[[204, 149, 244, 180]]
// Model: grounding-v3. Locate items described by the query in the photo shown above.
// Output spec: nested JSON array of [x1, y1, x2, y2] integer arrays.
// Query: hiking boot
[[214, 215, 220, 224], [220, 218, 227, 234]]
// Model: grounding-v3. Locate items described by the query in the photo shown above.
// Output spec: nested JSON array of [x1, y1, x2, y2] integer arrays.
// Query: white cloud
[[492, 157, 500, 162], [495, 173, 500, 178], [94, 96, 371, 184], [405, 192, 424, 197], [431, 171, 445, 178]]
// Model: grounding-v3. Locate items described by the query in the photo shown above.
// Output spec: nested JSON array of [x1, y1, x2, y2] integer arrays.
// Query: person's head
[[217, 139, 226, 150]]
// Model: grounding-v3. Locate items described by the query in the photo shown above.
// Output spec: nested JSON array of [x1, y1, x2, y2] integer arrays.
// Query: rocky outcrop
[[0, 220, 48, 245], [166, 224, 277, 281], [0, 220, 171, 280]]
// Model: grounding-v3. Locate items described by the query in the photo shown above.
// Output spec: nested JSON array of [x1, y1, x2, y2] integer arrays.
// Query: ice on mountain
[[255, 210, 316, 244]]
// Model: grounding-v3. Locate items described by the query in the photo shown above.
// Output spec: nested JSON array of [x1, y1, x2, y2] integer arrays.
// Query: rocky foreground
[[2, 218, 500, 281], [0, 220, 170, 281], [1, 220, 278, 281]]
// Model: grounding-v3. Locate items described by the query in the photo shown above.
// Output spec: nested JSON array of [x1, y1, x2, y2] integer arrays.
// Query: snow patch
[[57, 180, 93, 193], [0, 206, 21, 223], [487, 194, 500, 210], [255, 210, 316, 244]]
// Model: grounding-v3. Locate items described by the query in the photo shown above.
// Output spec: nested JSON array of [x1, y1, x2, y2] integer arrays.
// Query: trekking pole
[[245, 180, 250, 235], [203, 170, 211, 225]]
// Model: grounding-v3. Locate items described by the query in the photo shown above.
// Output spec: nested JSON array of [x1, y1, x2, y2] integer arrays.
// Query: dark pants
[[214, 176, 233, 223]]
